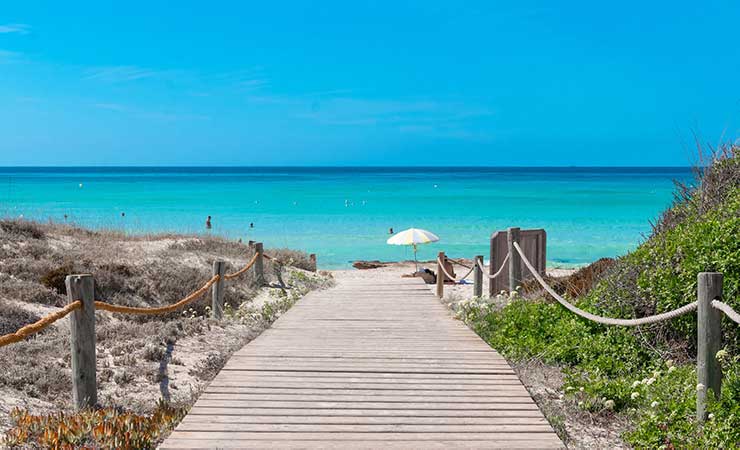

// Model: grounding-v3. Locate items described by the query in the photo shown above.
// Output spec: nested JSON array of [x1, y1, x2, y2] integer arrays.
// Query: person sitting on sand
[[206, 216, 212, 229]]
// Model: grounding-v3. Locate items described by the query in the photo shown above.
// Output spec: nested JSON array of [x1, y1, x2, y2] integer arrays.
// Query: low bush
[[3, 399, 185, 449], [0, 219, 45, 240], [268, 248, 315, 271], [0, 299, 40, 335], [457, 296, 740, 447]]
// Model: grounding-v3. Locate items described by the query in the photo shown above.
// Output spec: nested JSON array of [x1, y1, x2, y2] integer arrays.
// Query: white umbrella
[[386, 228, 440, 271]]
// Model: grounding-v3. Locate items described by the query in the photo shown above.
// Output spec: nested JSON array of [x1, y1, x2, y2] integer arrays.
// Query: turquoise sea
[[0, 167, 692, 269]]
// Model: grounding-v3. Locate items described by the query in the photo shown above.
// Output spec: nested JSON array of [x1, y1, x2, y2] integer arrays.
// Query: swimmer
[[389, 227, 394, 234], [206, 215, 212, 229]]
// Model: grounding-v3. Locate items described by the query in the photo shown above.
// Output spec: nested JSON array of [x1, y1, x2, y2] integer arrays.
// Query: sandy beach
[[332, 261, 577, 299]]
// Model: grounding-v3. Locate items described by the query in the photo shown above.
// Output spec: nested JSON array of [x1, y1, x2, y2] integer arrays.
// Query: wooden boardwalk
[[161, 277, 563, 449]]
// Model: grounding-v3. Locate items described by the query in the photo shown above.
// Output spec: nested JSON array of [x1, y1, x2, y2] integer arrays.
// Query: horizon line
[[0, 165, 696, 169]]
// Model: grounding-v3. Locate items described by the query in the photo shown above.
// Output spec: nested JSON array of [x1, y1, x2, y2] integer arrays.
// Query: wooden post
[[309, 254, 317, 272], [436, 251, 445, 299], [697, 272, 723, 422], [211, 260, 226, 319], [473, 255, 483, 298], [507, 227, 521, 293], [65, 274, 97, 409], [254, 242, 265, 286]]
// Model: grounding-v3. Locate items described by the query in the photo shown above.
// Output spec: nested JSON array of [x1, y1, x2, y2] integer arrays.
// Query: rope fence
[[94, 275, 219, 315], [513, 242, 700, 326], [433, 226, 736, 424], [0, 241, 316, 410], [478, 253, 509, 280], [433, 251, 510, 298], [223, 253, 260, 280], [0, 301, 82, 347], [711, 300, 740, 325], [437, 257, 474, 282]]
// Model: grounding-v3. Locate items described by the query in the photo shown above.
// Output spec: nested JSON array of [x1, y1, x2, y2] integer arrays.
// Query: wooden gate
[[489, 228, 546, 295]]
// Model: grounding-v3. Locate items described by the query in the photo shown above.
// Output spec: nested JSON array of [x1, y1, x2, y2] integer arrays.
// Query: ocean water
[[0, 167, 692, 269]]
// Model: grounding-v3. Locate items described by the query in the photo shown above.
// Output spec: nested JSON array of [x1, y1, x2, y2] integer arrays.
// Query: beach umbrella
[[386, 228, 440, 271]]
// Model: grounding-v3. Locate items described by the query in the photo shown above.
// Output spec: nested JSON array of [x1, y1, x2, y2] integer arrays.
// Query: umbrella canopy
[[386, 228, 439, 246], [386, 228, 439, 271]]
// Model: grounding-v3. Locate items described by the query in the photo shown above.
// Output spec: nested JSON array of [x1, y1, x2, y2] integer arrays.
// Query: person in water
[[250, 222, 254, 228], [389, 227, 394, 234], [206, 216, 212, 229]]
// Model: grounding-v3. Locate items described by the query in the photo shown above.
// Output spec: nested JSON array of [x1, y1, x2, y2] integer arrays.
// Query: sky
[[1, 1, 738, 166]]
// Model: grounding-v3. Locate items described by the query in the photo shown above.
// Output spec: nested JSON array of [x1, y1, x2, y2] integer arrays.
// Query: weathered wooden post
[[507, 227, 522, 293], [697, 272, 723, 422], [436, 251, 445, 299], [309, 254, 317, 272], [65, 274, 97, 409], [212, 260, 226, 319], [473, 255, 483, 298], [254, 242, 265, 286]]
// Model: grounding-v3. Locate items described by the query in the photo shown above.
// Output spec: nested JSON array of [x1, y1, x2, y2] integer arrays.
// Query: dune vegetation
[[0, 223, 331, 448], [453, 144, 739, 447]]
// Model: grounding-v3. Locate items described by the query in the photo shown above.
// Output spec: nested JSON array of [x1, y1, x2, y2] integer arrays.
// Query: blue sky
[[1, 1, 738, 166]]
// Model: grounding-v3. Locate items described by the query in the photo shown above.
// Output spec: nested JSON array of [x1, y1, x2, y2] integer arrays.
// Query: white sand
[[332, 261, 576, 299]]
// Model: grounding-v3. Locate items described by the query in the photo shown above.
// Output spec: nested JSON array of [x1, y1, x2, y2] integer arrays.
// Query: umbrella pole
[[413, 244, 418, 272]]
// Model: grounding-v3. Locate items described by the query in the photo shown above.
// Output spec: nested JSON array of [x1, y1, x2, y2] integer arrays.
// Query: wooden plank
[[160, 439, 562, 449], [161, 275, 563, 448], [178, 416, 550, 425], [185, 407, 549, 418]]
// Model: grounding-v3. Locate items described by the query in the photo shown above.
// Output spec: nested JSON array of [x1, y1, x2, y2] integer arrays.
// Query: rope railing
[[0, 243, 308, 344], [223, 253, 260, 280], [432, 226, 733, 425], [94, 274, 219, 315], [513, 242, 698, 326], [712, 300, 740, 325], [437, 257, 474, 282], [477, 253, 509, 280], [448, 258, 472, 270], [0, 240, 316, 410], [0, 301, 82, 347]]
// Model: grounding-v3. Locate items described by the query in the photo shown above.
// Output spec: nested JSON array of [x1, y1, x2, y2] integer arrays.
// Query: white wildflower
[[650, 401, 659, 408], [631, 380, 641, 388], [646, 378, 656, 386], [577, 401, 584, 407], [667, 366, 676, 373], [697, 383, 705, 392], [579, 387, 584, 392], [604, 400, 615, 410], [708, 413, 715, 420], [666, 359, 674, 368], [631, 392, 640, 400], [653, 370, 661, 378]]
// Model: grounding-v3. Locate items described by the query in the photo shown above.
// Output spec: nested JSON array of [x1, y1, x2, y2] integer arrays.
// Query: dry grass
[[0, 220, 329, 438], [521, 258, 616, 299], [653, 143, 738, 235], [0, 300, 41, 335]]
